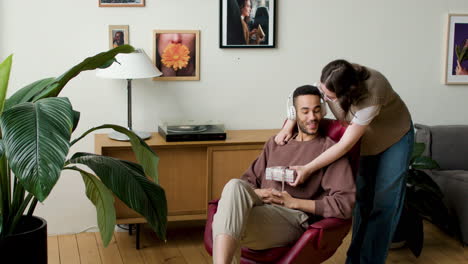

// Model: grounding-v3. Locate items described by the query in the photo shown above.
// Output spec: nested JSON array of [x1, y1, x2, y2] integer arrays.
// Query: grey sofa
[[415, 124, 468, 245]]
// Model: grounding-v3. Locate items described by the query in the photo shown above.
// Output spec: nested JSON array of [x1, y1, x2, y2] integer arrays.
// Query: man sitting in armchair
[[212, 85, 356, 264]]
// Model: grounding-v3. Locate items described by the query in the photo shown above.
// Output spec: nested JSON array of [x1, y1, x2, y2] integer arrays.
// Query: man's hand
[[288, 165, 312, 187], [254, 188, 282, 204], [272, 191, 298, 210]]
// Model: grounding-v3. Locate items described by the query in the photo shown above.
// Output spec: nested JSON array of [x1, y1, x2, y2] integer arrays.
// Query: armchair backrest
[[319, 119, 360, 176]]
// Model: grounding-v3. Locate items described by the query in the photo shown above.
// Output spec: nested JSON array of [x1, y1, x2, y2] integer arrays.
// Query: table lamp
[[96, 49, 162, 141]]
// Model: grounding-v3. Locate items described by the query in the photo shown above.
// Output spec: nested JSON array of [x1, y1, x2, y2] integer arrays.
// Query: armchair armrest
[[277, 217, 352, 264], [204, 200, 219, 255]]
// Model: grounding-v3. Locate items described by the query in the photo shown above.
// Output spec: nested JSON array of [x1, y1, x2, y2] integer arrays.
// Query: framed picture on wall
[[152, 30, 200, 81], [220, 0, 276, 48], [109, 25, 129, 49], [99, 0, 145, 7], [445, 14, 468, 84]]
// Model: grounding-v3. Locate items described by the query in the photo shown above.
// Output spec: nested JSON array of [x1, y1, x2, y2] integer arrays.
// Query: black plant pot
[[0, 216, 47, 264]]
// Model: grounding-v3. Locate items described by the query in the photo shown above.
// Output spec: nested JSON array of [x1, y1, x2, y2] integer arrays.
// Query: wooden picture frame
[[153, 30, 200, 81], [445, 14, 468, 84], [220, 0, 276, 48], [99, 0, 145, 7], [109, 25, 129, 49]]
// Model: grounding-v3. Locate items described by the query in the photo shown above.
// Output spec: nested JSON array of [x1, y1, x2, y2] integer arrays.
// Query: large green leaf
[[0, 141, 5, 235], [72, 110, 80, 132], [4, 78, 55, 111], [407, 169, 443, 198], [66, 166, 116, 247], [411, 156, 439, 170], [68, 153, 167, 240], [3, 45, 135, 111], [0, 55, 13, 114], [31, 45, 135, 101], [71, 124, 159, 183], [410, 142, 425, 163], [0, 97, 74, 201]]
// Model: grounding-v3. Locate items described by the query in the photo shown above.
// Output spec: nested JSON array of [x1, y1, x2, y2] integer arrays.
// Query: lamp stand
[[108, 79, 151, 141]]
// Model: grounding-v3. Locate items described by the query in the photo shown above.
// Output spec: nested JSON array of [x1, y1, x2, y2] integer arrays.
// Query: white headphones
[[286, 83, 327, 120]]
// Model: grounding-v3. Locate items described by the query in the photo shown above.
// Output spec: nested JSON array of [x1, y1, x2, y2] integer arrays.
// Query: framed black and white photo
[[220, 0, 276, 48], [99, 0, 145, 7]]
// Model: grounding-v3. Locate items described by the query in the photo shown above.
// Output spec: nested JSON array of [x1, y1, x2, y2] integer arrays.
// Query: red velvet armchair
[[204, 119, 360, 264]]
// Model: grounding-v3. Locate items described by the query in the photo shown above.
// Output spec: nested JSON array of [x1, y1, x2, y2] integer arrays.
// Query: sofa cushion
[[424, 169, 468, 244], [415, 124, 468, 171]]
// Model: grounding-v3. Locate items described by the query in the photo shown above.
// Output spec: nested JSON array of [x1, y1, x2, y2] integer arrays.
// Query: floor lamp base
[[108, 130, 152, 141]]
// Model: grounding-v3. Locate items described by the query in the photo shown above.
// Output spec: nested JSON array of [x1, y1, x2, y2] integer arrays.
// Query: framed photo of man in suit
[[108, 25, 129, 49], [220, 0, 276, 48]]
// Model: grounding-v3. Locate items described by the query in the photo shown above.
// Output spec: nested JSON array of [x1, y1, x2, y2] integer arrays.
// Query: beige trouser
[[212, 179, 309, 264]]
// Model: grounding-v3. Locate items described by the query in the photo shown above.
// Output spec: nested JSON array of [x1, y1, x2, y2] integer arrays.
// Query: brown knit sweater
[[327, 67, 412, 155], [241, 136, 356, 219]]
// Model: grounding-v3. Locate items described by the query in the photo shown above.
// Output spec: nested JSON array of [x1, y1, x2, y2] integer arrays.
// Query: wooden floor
[[48, 221, 467, 264]]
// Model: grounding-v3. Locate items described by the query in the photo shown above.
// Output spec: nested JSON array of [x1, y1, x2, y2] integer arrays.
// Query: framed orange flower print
[[153, 30, 200, 81]]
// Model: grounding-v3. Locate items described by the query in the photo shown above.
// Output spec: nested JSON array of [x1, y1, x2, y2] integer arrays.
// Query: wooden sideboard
[[94, 129, 278, 224]]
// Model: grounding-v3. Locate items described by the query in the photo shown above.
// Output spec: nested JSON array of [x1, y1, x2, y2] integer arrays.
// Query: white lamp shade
[[96, 49, 162, 79]]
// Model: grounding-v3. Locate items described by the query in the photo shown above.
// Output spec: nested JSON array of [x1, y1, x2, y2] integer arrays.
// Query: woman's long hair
[[320, 59, 370, 113]]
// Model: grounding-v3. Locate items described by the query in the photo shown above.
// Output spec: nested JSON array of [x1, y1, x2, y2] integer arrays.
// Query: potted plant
[[392, 142, 450, 257], [0, 45, 167, 263]]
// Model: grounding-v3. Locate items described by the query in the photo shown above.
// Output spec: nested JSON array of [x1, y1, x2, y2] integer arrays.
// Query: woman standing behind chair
[[275, 59, 413, 264]]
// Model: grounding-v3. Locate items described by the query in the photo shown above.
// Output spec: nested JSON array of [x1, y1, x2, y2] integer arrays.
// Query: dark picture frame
[[99, 0, 145, 7], [220, 0, 276, 48]]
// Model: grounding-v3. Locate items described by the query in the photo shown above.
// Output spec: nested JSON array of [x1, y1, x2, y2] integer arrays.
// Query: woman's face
[[319, 83, 338, 102], [240, 0, 251, 17], [157, 33, 196, 56]]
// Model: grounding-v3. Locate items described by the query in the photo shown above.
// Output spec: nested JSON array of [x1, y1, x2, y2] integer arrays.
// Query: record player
[[158, 123, 226, 142]]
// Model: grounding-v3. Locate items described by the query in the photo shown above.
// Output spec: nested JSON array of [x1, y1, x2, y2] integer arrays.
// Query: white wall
[[1, 0, 467, 234]]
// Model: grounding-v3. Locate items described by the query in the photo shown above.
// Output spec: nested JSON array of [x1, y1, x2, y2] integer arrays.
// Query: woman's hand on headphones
[[288, 165, 311, 187], [274, 129, 293, 145]]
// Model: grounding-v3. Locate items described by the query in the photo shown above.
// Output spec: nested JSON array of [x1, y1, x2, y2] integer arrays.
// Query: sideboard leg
[[136, 224, 141, 250]]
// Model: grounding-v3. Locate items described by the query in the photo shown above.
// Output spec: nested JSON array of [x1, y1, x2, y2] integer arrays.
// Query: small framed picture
[[99, 0, 145, 7], [153, 30, 200, 81], [109, 25, 129, 49], [445, 14, 468, 84], [220, 0, 276, 48]]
